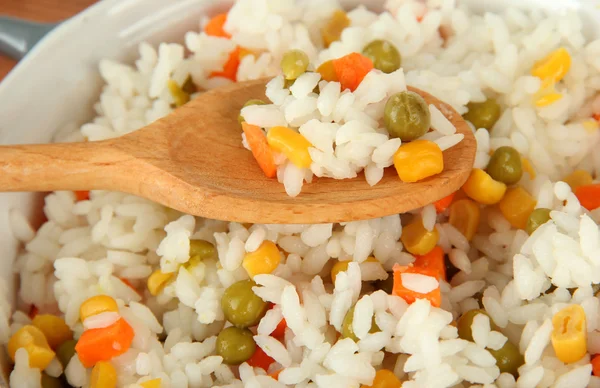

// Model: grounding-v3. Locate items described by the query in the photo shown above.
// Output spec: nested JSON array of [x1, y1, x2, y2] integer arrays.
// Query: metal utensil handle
[[0, 17, 56, 59]]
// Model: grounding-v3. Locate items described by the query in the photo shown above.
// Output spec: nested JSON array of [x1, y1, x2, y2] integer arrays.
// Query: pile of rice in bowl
[[6, 0, 600, 387]]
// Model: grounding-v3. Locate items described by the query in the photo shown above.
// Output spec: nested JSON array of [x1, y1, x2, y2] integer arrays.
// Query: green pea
[[167, 79, 190, 107], [281, 49, 310, 80], [384, 91, 431, 141], [463, 99, 501, 131], [525, 208, 552, 235], [488, 342, 524, 377], [457, 309, 523, 377], [216, 327, 256, 365], [41, 373, 64, 388], [362, 40, 401, 74], [487, 146, 523, 185], [457, 309, 497, 342], [221, 279, 268, 328], [189, 240, 216, 260], [373, 273, 394, 294], [56, 339, 77, 368], [341, 306, 380, 341], [238, 99, 267, 124]]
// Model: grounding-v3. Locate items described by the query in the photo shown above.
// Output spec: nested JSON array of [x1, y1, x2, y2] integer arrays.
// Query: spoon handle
[[0, 140, 133, 192]]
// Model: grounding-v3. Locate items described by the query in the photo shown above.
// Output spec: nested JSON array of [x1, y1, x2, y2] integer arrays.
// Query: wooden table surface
[[0, 0, 97, 81]]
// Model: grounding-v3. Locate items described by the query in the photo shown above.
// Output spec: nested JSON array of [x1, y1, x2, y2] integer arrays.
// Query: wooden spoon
[[0, 79, 475, 224]]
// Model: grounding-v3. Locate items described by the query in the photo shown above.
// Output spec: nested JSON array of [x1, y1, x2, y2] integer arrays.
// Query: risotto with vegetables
[[5, 0, 600, 387]]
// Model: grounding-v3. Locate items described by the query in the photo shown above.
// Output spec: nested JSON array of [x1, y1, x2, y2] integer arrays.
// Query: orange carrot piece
[[269, 369, 282, 381], [594, 113, 600, 122], [241, 123, 277, 178], [28, 305, 39, 320], [75, 191, 90, 201], [210, 46, 241, 81], [413, 246, 445, 281], [392, 264, 441, 307], [593, 355, 600, 377], [247, 345, 275, 371], [575, 183, 600, 211], [75, 318, 134, 368], [204, 13, 231, 38], [433, 192, 455, 213], [332, 53, 374, 92], [119, 278, 141, 296], [271, 318, 287, 339]]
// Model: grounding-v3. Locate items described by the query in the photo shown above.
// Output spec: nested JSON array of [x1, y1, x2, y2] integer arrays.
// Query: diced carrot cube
[[75, 191, 90, 201], [28, 305, 39, 320], [204, 13, 231, 38], [592, 354, 600, 377], [75, 318, 134, 368], [271, 318, 287, 339], [413, 246, 445, 281], [575, 184, 600, 211], [241, 123, 277, 178], [392, 264, 441, 307], [332, 53, 374, 92], [247, 345, 275, 372], [210, 46, 241, 81], [433, 192, 455, 213], [269, 370, 282, 381]]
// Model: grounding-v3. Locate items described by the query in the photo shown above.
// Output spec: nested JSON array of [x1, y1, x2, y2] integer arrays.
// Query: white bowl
[[0, 0, 599, 383]]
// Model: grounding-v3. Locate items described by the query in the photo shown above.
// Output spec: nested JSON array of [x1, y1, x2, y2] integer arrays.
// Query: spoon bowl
[[0, 79, 475, 224]]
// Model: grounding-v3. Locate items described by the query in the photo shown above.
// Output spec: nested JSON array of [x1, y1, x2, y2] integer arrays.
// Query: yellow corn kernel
[[562, 169, 593, 190], [140, 379, 162, 388], [184, 255, 203, 270], [582, 119, 599, 133], [317, 60, 338, 82], [535, 92, 562, 107], [400, 218, 439, 256], [462, 169, 507, 205], [147, 270, 175, 296], [360, 369, 402, 388], [532, 78, 558, 107], [498, 186, 537, 230], [90, 361, 117, 388], [167, 79, 190, 107], [331, 260, 350, 283], [531, 47, 572, 83], [321, 10, 350, 48], [521, 157, 536, 180], [242, 241, 281, 278], [267, 126, 313, 168], [79, 295, 119, 322], [551, 304, 587, 364], [31, 314, 73, 349], [8, 325, 55, 369], [331, 258, 378, 283], [448, 199, 481, 241], [394, 140, 444, 183]]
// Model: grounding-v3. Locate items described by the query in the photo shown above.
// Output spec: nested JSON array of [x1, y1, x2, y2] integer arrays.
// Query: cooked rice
[[5, 0, 600, 387]]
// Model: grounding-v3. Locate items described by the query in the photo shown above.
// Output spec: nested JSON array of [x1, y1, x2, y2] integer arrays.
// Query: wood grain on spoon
[[0, 79, 475, 224]]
